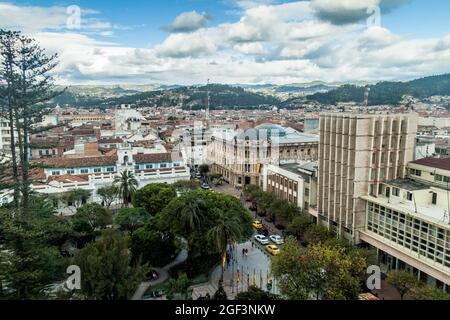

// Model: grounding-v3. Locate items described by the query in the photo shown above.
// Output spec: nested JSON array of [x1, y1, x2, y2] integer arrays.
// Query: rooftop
[[411, 157, 450, 171], [133, 152, 183, 164], [35, 155, 118, 168], [280, 161, 318, 175], [385, 179, 429, 191]]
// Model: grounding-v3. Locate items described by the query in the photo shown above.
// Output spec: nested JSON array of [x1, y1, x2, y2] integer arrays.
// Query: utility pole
[[206, 79, 210, 127]]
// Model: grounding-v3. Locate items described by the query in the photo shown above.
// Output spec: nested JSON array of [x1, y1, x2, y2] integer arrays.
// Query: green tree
[[235, 286, 279, 301], [115, 207, 149, 235], [386, 271, 419, 300], [255, 192, 276, 216], [158, 190, 252, 270], [272, 238, 366, 300], [0, 206, 71, 299], [271, 237, 310, 300], [173, 180, 200, 194], [60, 188, 91, 213], [207, 211, 244, 281], [288, 215, 314, 240], [132, 183, 177, 215], [165, 273, 192, 300], [72, 203, 112, 236], [114, 170, 138, 207], [303, 224, 333, 245], [0, 30, 20, 208], [72, 230, 148, 300], [213, 284, 228, 300], [130, 221, 177, 267], [97, 185, 118, 208], [409, 285, 450, 300], [0, 30, 63, 212]]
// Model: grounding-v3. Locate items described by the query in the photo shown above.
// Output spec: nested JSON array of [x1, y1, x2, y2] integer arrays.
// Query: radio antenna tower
[[206, 79, 210, 123], [364, 86, 370, 107]]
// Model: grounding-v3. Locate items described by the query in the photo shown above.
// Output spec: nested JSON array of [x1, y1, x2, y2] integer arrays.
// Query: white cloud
[[1, 1, 449, 85], [164, 11, 212, 33]]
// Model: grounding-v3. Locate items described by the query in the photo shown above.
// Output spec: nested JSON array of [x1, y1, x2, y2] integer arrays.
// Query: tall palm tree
[[114, 170, 138, 207], [207, 212, 243, 282], [180, 195, 206, 232]]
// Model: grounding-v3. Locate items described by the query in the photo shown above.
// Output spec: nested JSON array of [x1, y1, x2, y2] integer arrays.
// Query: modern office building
[[262, 161, 318, 218], [317, 113, 418, 242], [361, 157, 450, 290]]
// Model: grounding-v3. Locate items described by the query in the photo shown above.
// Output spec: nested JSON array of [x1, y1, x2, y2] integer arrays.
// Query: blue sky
[[1, 0, 450, 84]]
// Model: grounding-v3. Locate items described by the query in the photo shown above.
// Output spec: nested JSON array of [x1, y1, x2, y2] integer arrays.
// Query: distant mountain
[[307, 74, 450, 105], [48, 74, 450, 109], [50, 84, 280, 109]]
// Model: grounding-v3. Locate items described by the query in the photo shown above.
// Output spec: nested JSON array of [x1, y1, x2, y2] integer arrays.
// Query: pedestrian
[[242, 248, 246, 257]]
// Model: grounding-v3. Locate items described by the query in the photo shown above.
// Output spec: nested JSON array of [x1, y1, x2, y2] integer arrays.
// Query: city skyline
[[1, 0, 450, 85]]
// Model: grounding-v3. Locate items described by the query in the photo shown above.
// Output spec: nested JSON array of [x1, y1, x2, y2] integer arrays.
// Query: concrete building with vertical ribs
[[317, 112, 418, 243]]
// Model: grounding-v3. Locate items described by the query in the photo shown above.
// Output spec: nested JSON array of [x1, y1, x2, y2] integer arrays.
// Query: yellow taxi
[[252, 220, 263, 229], [265, 245, 281, 256]]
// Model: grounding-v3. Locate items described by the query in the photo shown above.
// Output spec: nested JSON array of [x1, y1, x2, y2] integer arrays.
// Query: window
[[406, 192, 413, 201], [174, 163, 180, 167], [66, 169, 75, 175], [80, 169, 89, 174], [432, 192, 437, 205], [51, 171, 61, 176], [392, 188, 400, 197], [146, 164, 153, 169], [160, 164, 167, 168], [94, 168, 101, 173], [410, 169, 421, 177], [107, 167, 114, 172]]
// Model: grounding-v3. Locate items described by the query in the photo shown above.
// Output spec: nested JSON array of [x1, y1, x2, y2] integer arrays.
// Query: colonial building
[[208, 124, 318, 187], [31, 142, 190, 214]]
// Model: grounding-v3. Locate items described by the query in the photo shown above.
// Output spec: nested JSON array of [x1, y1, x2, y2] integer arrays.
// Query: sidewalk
[[208, 240, 279, 300]]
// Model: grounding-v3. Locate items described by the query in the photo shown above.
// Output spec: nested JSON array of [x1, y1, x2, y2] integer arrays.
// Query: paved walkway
[[131, 249, 188, 300], [210, 240, 279, 300]]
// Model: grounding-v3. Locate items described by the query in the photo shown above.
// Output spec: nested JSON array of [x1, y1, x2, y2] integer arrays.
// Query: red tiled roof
[[411, 157, 450, 171], [34, 155, 118, 168], [48, 174, 90, 183], [133, 152, 182, 164]]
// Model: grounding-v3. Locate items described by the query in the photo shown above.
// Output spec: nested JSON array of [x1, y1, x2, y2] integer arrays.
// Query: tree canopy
[[132, 183, 177, 215]]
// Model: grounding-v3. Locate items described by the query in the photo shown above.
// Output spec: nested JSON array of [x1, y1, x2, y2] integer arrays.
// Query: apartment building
[[262, 161, 318, 218], [0, 117, 20, 156], [209, 124, 318, 187], [361, 157, 450, 290], [317, 113, 418, 242]]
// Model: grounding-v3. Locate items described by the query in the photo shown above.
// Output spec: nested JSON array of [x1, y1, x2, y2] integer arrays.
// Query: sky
[[1, 0, 450, 85]]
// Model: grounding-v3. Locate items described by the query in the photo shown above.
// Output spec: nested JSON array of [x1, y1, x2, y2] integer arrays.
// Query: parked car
[[201, 183, 210, 190], [265, 245, 281, 256], [269, 235, 284, 245], [254, 234, 270, 245]]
